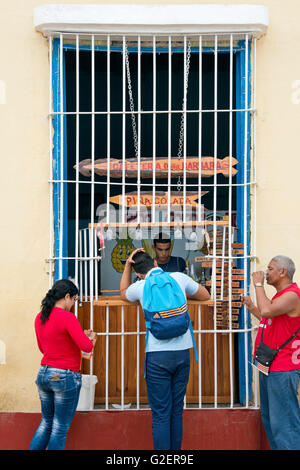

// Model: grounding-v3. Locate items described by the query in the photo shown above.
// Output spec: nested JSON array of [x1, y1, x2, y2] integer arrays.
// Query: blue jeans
[[29, 366, 82, 450], [145, 349, 190, 450], [259, 369, 300, 450]]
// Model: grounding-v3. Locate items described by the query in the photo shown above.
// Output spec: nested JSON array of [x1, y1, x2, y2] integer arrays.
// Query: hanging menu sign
[[109, 191, 208, 208], [76, 156, 238, 179]]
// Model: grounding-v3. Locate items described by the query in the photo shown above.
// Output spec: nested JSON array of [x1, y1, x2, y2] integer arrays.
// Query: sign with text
[[76, 156, 238, 178], [109, 191, 208, 208]]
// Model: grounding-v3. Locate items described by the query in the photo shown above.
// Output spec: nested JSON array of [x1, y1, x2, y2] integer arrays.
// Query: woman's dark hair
[[132, 251, 155, 275], [40, 279, 79, 324]]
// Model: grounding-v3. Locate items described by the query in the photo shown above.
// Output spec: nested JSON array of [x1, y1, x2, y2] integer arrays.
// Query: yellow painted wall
[[0, 0, 300, 411]]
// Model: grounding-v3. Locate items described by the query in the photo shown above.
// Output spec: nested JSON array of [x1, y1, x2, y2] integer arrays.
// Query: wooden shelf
[[89, 220, 230, 229]]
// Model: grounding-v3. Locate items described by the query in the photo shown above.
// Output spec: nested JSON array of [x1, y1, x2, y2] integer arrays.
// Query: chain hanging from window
[[176, 40, 191, 192], [124, 40, 192, 192], [124, 43, 139, 159]]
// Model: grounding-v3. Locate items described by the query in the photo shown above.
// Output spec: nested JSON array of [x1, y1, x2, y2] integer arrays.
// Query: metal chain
[[124, 43, 139, 160], [177, 40, 191, 191], [177, 40, 192, 161]]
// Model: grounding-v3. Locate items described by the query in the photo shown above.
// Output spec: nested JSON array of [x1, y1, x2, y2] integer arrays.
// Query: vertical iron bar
[[213, 34, 218, 408], [152, 36, 157, 226], [84, 229, 88, 301], [122, 37, 126, 225], [74, 33, 80, 316], [136, 305, 140, 410], [107, 35, 111, 225], [183, 36, 187, 223], [79, 230, 83, 303], [252, 36, 258, 408], [198, 35, 203, 224], [228, 33, 234, 407], [198, 304, 202, 408], [49, 35, 54, 288], [59, 33, 64, 279], [167, 36, 172, 224], [244, 34, 249, 408], [105, 305, 109, 410], [137, 36, 141, 225], [121, 305, 125, 409]]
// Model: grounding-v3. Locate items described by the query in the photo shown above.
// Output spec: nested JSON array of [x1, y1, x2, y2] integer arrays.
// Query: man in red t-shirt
[[242, 255, 300, 450]]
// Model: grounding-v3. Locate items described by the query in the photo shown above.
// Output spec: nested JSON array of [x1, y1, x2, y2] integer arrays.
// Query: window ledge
[[34, 4, 268, 37], [91, 296, 214, 307]]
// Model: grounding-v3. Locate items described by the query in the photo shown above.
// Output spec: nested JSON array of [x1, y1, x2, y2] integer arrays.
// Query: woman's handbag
[[254, 318, 300, 375]]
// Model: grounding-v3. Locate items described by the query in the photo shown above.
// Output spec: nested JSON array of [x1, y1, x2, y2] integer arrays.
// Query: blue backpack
[[142, 268, 198, 364]]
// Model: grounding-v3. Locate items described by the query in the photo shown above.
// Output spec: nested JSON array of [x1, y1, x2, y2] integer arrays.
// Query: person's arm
[[120, 260, 133, 301], [187, 284, 211, 301], [181, 273, 210, 301], [120, 248, 144, 301], [241, 294, 262, 320], [246, 271, 299, 319], [84, 329, 97, 347], [256, 288, 298, 319], [66, 315, 94, 352]]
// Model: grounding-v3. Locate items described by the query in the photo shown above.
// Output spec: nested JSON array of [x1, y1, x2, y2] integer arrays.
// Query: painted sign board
[[109, 191, 208, 208], [76, 156, 238, 178]]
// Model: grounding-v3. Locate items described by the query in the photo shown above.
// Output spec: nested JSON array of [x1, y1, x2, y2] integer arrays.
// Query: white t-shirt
[[126, 268, 199, 352]]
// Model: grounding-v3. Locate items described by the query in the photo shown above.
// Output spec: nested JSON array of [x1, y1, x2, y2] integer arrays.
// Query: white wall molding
[[34, 4, 268, 37]]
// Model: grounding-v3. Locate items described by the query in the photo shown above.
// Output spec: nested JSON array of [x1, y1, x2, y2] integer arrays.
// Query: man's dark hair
[[132, 251, 155, 274], [153, 232, 171, 247]]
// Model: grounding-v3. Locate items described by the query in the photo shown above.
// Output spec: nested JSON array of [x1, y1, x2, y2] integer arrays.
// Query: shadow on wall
[[0, 340, 5, 364]]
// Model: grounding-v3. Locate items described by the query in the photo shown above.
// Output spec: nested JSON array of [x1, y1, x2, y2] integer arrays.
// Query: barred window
[[45, 24, 260, 409]]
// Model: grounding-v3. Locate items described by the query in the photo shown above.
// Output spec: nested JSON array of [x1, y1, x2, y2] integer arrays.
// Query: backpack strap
[[188, 316, 199, 362], [144, 327, 150, 378]]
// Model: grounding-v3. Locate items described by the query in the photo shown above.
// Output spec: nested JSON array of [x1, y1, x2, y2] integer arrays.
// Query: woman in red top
[[29, 279, 97, 450]]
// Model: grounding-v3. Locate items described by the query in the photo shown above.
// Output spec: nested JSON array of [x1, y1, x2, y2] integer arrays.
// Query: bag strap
[[277, 326, 300, 351], [260, 317, 300, 351], [260, 318, 268, 343]]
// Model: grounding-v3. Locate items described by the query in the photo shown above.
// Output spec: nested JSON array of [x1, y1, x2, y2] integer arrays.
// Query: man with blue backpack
[[120, 248, 210, 450]]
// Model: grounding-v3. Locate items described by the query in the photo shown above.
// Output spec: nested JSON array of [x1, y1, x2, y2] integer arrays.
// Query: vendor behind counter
[[152, 233, 186, 273]]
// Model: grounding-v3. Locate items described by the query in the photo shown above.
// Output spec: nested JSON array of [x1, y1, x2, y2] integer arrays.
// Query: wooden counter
[[92, 295, 215, 307], [78, 297, 236, 406]]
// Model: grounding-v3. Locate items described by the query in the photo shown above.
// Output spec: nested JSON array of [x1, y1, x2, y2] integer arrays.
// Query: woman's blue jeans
[[259, 369, 300, 450], [145, 349, 190, 450], [29, 365, 82, 450]]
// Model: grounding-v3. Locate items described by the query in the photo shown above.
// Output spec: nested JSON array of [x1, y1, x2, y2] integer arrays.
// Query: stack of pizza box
[[195, 224, 244, 330]]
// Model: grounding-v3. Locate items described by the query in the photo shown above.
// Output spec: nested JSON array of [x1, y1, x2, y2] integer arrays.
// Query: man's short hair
[[132, 251, 155, 275], [272, 255, 296, 281], [153, 232, 171, 247]]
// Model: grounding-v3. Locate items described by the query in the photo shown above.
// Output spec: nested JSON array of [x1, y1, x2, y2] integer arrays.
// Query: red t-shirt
[[34, 307, 93, 372], [253, 283, 300, 371]]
